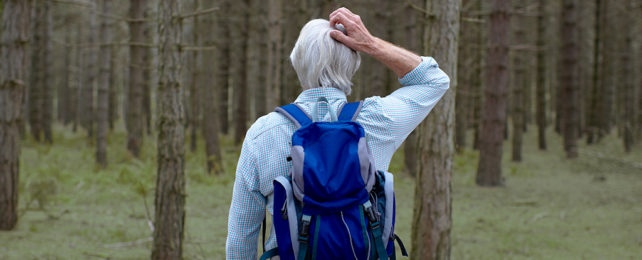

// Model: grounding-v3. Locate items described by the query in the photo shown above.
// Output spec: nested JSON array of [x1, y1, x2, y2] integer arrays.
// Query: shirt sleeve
[[379, 56, 450, 148], [226, 139, 266, 260]]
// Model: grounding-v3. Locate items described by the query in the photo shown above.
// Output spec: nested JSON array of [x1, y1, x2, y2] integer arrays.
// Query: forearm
[[366, 37, 422, 78]]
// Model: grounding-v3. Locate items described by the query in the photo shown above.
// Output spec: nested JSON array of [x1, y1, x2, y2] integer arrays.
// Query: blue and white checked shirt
[[226, 57, 449, 259]]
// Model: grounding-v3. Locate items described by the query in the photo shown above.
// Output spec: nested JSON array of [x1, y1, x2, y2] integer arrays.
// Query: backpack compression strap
[[338, 101, 363, 122], [275, 104, 312, 128]]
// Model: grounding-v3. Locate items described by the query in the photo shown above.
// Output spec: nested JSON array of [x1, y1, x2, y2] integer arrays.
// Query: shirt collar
[[294, 87, 347, 103]]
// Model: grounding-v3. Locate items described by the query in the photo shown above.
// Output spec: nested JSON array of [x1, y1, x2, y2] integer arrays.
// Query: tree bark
[[511, 0, 526, 162], [536, 0, 548, 150], [152, 0, 185, 259], [126, 0, 146, 157], [96, 0, 111, 167], [81, 4, 98, 139], [411, 0, 459, 259], [218, 1, 231, 135], [559, 0, 579, 158], [200, 0, 223, 174], [265, 0, 283, 112], [476, 0, 510, 186], [234, 0, 250, 144], [0, 0, 32, 230], [29, 0, 52, 143]]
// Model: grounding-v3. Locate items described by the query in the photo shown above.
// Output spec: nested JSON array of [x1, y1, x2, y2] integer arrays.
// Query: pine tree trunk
[[0, 0, 32, 231], [476, 0, 510, 186], [29, 0, 52, 142], [152, 0, 185, 258], [60, 17, 72, 125], [455, 0, 473, 152], [265, 0, 283, 111], [143, 8, 153, 136], [559, 0, 579, 158], [108, 42, 118, 130], [234, 0, 250, 144], [200, 0, 223, 174], [189, 0, 200, 153], [536, 0, 548, 150], [96, 0, 111, 167], [218, 1, 231, 135], [620, 0, 634, 152], [511, 0, 526, 162], [82, 5, 98, 139], [471, 0, 483, 150], [126, 0, 146, 157], [411, 0, 459, 259]]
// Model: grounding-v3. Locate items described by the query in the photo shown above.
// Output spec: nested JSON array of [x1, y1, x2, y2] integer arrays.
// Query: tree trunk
[[108, 40, 118, 130], [620, 0, 634, 152], [218, 1, 231, 135], [96, 0, 111, 167], [511, 0, 526, 162], [200, 0, 223, 174], [81, 5, 98, 139], [234, 0, 250, 144], [126, 0, 146, 157], [152, 0, 185, 259], [476, 0, 510, 186], [455, 0, 474, 152], [0, 0, 32, 230], [559, 0, 579, 158], [536, 0, 548, 150], [265, 0, 283, 111], [29, 0, 52, 143], [410, 0, 459, 259]]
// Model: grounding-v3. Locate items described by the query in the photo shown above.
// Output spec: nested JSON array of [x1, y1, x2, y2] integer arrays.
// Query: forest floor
[[0, 123, 640, 259]]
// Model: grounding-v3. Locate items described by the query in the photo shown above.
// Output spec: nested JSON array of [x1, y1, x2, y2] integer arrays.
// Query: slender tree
[[81, 3, 98, 139], [411, 0, 460, 259], [218, 0, 231, 134], [234, 0, 250, 144], [476, 0, 510, 186], [265, 0, 283, 111], [126, 0, 146, 157], [0, 0, 32, 230], [152, 0, 185, 258], [559, 0, 579, 158], [536, 0, 548, 149], [96, 0, 111, 167], [200, 0, 224, 174], [511, 0, 526, 162], [29, 0, 53, 143]]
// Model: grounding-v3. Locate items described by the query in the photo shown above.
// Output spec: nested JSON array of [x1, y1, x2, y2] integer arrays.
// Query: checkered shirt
[[225, 56, 450, 259]]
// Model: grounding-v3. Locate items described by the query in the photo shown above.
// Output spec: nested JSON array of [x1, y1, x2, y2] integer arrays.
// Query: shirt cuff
[[398, 56, 435, 86]]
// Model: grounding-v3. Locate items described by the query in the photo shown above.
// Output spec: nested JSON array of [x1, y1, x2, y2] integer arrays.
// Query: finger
[[330, 30, 354, 45], [330, 12, 354, 30], [329, 7, 353, 25]]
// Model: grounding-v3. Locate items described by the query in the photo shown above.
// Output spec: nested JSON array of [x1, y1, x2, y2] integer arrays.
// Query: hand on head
[[329, 7, 377, 54]]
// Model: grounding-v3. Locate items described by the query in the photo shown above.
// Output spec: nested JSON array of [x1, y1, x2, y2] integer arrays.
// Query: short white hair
[[290, 19, 361, 95]]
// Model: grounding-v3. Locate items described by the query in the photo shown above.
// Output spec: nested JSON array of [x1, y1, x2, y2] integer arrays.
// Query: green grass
[[0, 122, 640, 259]]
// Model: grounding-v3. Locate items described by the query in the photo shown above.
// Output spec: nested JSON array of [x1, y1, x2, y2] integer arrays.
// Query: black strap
[[394, 234, 408, 257]]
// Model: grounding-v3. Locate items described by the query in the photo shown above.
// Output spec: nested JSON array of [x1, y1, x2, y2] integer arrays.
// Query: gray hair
[[290, 19, 361, 95]]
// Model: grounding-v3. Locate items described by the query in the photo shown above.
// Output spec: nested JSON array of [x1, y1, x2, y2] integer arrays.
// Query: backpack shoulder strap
[[337, 101, 363, 122], [275, 104, 312, 128]]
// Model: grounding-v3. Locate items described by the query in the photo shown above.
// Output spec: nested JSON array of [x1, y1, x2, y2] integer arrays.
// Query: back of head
[[290, 19, 361, 96]]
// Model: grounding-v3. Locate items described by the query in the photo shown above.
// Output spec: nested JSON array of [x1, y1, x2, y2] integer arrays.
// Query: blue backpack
[[260, 98, 407, 260]]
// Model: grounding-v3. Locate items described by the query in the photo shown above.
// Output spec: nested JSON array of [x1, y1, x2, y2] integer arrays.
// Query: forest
[[0, 0, 640, 259]]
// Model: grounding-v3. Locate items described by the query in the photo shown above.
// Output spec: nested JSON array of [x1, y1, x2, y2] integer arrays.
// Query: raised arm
[[329, 7, 421, 78], [330, 7, 450, 149]]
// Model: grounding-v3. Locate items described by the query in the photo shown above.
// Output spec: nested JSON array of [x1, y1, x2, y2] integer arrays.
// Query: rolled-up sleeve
[[380, 56, 450, 148], [226, 139, 266, 260]]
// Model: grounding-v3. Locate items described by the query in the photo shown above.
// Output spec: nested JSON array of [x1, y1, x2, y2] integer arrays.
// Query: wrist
[[363, 37, 385, 57]]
